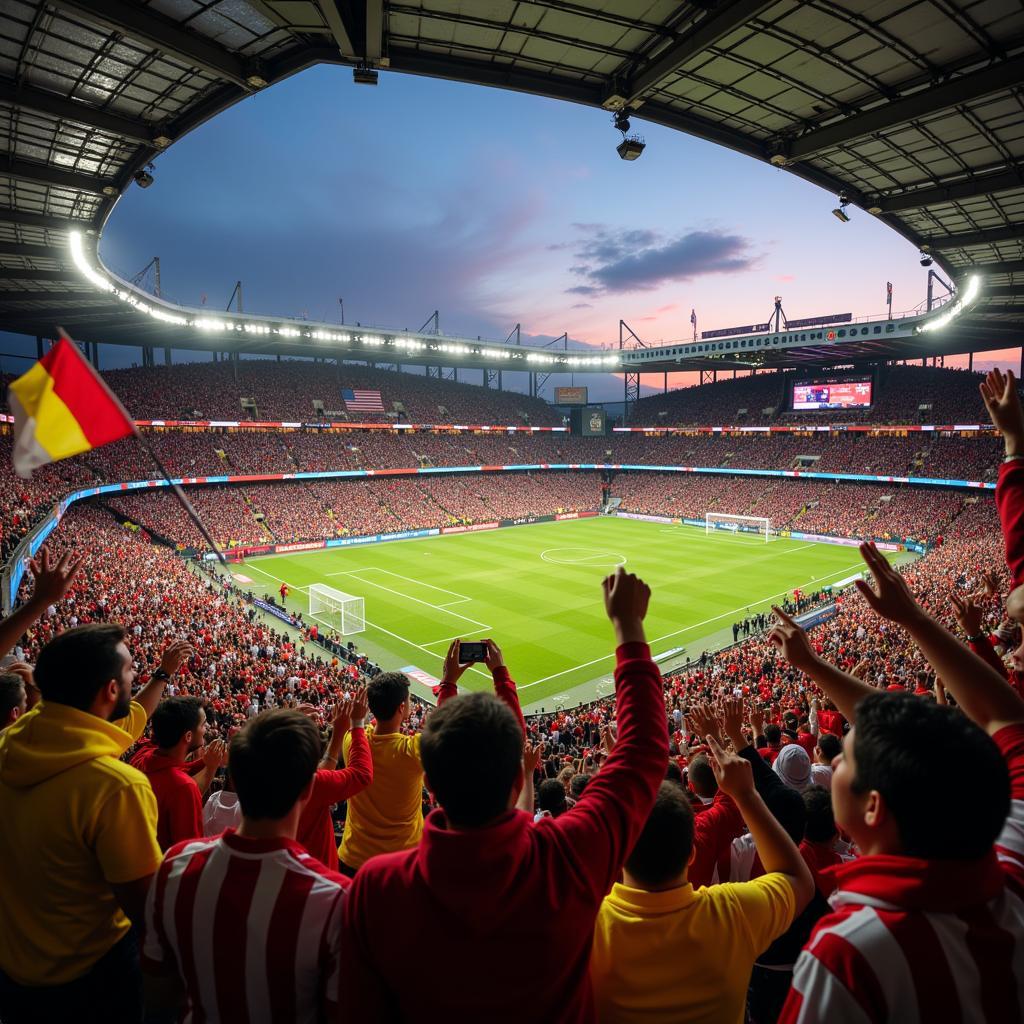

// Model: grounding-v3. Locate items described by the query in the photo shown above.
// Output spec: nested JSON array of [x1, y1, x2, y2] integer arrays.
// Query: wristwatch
[[151, 668, 170, 682]]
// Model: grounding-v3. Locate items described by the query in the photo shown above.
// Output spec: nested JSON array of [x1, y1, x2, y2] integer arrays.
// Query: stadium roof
[[0, 0, 1021, 369]]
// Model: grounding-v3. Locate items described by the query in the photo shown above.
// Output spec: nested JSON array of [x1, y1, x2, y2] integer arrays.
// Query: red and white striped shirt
[[144, 830, 349, 1023], [780, 723, 1024, 1023]]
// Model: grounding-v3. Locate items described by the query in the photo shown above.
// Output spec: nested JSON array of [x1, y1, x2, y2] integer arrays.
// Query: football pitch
[[230, 517, 899, 712]]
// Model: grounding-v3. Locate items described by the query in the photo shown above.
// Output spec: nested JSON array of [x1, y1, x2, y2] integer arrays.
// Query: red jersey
[[295, 727, 372, 866], [130, 745, 202, 851], [781, 723, 1024, 1024], [144, 831, 348, 1023]]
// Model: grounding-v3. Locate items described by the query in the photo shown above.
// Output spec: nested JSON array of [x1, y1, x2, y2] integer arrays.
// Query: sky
[[2, 64, 1018, 396]]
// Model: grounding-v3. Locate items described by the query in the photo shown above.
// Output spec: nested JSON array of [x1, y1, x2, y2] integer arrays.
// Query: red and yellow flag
[[7, 336, 135, 478]]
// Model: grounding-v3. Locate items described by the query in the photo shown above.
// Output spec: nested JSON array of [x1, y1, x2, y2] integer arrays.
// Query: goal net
[[308, 583, 365, 635], [705, 512, 776, 543]]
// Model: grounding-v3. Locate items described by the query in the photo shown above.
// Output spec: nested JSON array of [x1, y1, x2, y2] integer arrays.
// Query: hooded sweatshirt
[[338, 642, 666, 1023], [0, 701, 162, 985], [130, 743, 204, 851]]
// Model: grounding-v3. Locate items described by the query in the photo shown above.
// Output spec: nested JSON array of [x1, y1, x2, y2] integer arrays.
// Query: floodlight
[[920, 252, 933, 267], [831, 205, 850, 222], [353, 66, 378, 85], [617, 136, 645, 161], [133, 169, 154, 189]]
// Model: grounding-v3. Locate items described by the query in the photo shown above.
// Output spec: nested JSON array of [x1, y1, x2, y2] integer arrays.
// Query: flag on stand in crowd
[[7, 335, 135, 478], [341, 388, 385, 413]]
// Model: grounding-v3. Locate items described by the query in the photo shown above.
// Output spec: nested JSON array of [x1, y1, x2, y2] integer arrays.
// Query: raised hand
[[855, 543, 924, 626], [331, 695, 354, 735], [750, 706, 765, 736], [769, 606, 820, 673], [483, 639, 505, 673], [721, 696, 747, 751], [201, 738, 228, 769], [602, 567, 650, 645], [950, 590, 984, 638], [705, 734, 755, 798], [441, 639, 471, 687], [980, 367, 1024, 454], [599, 723, 617, 754], [350, 684, 369, 723], [523, 739, 545, 774], [28, 548, 85, 607], [159, 639, 194, 677], [686, 702, 722, 747]]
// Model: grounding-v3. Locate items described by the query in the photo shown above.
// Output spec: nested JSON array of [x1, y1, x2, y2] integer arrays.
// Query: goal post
[[308, 583, 365, 635], [705, 512, 775, 543]]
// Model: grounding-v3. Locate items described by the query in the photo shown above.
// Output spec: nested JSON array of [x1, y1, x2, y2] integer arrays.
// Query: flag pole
[[56, 328, 227, 566]]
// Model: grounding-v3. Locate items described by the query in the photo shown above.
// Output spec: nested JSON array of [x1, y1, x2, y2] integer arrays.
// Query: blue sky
[[2, 64, 1013, 395]]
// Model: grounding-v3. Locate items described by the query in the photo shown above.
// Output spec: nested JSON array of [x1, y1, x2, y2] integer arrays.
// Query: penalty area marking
[[540, 547, 627, 568]]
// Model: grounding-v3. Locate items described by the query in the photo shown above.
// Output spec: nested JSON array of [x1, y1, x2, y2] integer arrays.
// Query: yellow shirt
[[590, 875, 796, 1024], [112, 699, 148, 742], [338, 727, 423, 868], [0, 702, 162, 985]]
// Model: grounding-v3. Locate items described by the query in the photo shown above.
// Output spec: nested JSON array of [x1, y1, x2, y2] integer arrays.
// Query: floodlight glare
[[916, 275, 982, 333]]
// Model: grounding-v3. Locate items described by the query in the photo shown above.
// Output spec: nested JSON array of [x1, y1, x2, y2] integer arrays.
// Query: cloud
[[571, 302, 592, 308], [564, 224, 757, 296]]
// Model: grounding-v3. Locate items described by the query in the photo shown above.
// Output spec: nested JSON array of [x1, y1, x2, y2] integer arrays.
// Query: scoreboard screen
[[555, 386, 588, 405], [792, 377, 873, 411]]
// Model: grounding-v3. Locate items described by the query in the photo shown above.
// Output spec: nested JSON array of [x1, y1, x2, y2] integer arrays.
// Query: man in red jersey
[[772, 545, 1024, 1024], [144, 709, 349, 1023], [339, 568, 666, 1022], [131, 697, 226, 850], [296, 686, 372, 866]]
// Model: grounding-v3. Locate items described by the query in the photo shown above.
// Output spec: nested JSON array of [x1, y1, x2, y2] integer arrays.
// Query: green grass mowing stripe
[[233, 519, 890, 705]]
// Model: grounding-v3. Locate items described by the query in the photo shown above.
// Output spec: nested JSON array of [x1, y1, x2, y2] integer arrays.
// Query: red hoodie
[[130, 745, 202, 851], [338, 642, 666, 1023], [998, 460, 1024, 589], [295, 726, 372, 867]]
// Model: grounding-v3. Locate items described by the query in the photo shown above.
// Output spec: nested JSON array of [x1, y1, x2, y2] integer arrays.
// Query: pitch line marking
[[518, 557, 866, 690], [540, 547, 627, 568], [319, 571, 490, 629], [241, 562, 491, 681], [326, 567, 471, 605]]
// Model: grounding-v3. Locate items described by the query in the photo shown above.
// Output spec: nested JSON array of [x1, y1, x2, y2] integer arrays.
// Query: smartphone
[[458, 641, 488, 664]]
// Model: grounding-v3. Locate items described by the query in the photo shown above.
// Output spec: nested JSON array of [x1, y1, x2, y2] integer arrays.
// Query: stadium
[[0, 3, 1023, 1023]]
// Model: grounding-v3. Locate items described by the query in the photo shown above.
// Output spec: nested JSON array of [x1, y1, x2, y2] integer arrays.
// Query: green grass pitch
[[231, 517, 892, 712]]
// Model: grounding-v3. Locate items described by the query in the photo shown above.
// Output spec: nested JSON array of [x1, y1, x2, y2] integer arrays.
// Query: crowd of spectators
[[3, 368, 1024, 1023]]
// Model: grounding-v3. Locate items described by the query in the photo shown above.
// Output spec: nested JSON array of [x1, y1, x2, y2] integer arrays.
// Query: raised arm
[[981, 368, 1024, 588], [484, 639, 526, 739], [706, 734, 813, 912], [543, 569, 667, 899], [769, 607, 874, 724], [858, 542, 1024, 734], [320, 688, 373, 799], [133, 640, 194, 722], [515, 739, 544, 813], [951, 590, 1009, 679], [0, 548, 83, 657]]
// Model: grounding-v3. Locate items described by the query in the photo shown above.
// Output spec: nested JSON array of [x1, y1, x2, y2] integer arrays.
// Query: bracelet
[[965, 632, 987, 644]]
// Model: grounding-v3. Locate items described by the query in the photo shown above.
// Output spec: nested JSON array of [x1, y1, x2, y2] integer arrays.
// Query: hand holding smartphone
[[458, 641, 488, 664]]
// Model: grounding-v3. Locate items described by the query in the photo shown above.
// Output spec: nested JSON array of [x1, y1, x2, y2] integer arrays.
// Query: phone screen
[[458, 641, 488, 664]]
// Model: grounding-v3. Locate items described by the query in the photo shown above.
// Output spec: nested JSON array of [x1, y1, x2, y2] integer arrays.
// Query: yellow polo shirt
[[338, 727, 424, 868], [590, 874, 796, 1024]]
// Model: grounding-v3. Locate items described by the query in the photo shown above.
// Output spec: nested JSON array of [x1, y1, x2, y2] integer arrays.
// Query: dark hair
[[570, 773, 590, 800], [151, 697, 203, 748], [664, 761, 684, 787], [818, 733, 842, 762], [764, 723, 782, 746], [421, 692, 523, 827], [367, 672, 410, 720], [687, 754, 717, 796], [0, 672, 26, 720], [852, 693, 1009, 859], [802, 785, 836, 843], [229, 709, 321, 819], [538, 778, 568, 816], [34, 624, 126, 711], [783, 712, 799, 731], [626, 782, 695, 886]]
